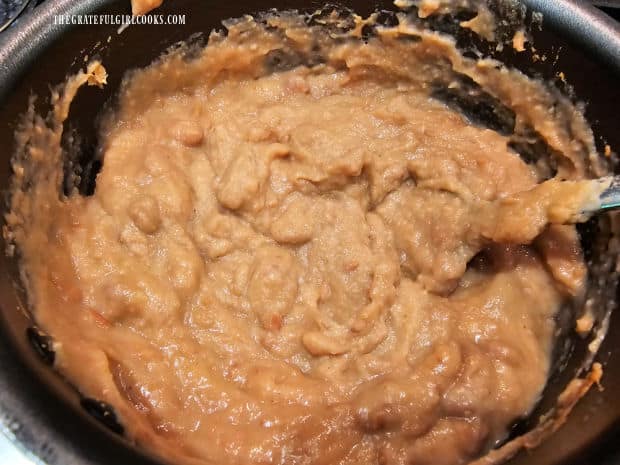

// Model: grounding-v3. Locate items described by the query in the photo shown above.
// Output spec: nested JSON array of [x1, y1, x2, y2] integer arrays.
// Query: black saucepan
[[0, 1, 619, 465]]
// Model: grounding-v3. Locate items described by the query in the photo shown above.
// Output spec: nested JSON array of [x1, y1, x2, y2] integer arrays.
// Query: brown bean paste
[[4, 9, 607, 465]]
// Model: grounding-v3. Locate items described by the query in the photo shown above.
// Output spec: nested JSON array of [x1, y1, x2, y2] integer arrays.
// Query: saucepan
[[0, 1, 619, 464]]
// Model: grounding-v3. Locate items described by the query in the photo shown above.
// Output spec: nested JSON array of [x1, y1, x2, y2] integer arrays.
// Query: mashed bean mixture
[[6, 10, 605, 465]]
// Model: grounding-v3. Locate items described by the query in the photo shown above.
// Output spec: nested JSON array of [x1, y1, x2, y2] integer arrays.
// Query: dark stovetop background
[[600, 5, 620, 19]]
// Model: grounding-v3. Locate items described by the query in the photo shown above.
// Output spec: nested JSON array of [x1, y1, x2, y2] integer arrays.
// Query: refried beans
[[4, 7, 608, 465]]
